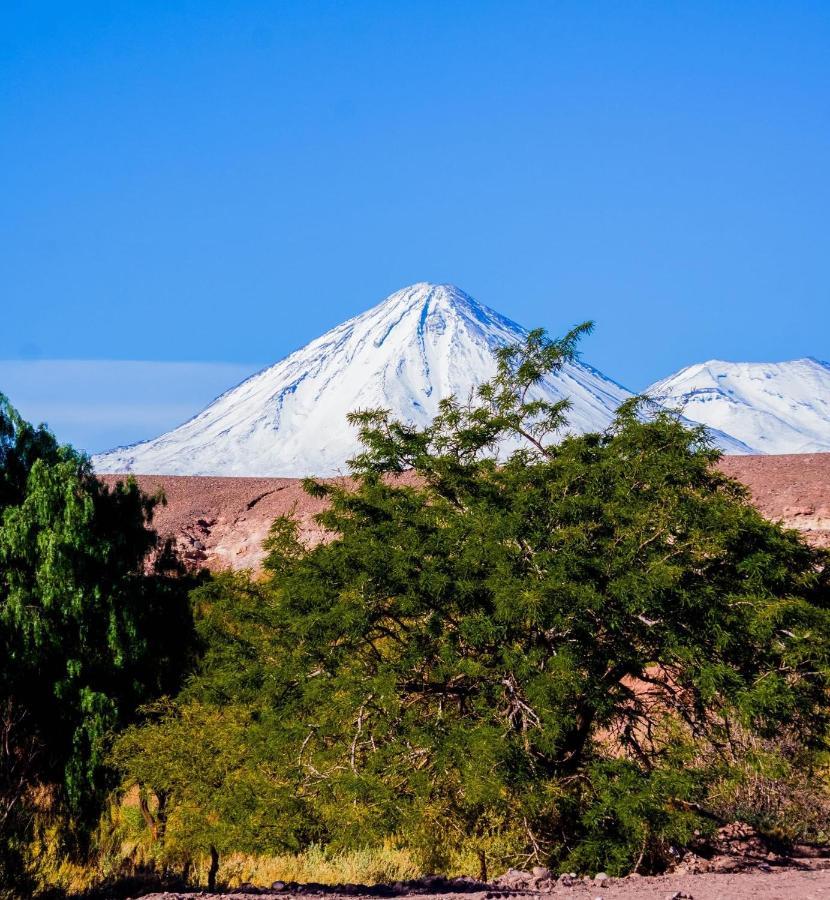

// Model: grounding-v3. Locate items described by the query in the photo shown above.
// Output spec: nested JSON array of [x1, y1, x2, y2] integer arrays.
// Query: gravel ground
[[135, 867, 830, 900]]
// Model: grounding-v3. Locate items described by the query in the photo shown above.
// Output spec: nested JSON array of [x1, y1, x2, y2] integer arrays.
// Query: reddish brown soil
[[100, 474, 344, 571], [102, 453, 830, 572]]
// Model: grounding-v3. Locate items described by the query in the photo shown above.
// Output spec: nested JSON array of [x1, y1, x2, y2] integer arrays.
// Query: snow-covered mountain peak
[[680, 356, 827, 380], [93, 283, 633, 477], [336, 282, 520, 350], [647, 357, 830, 454], [374, 281, 473, 314], [370, 281, 486, 315]]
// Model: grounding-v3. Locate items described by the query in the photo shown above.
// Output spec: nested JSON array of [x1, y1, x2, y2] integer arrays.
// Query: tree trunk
[[156, 790, 168, 842], [138, 788, 159, 841], [208, 845, 220, 891], [558, 704, 596, 772]]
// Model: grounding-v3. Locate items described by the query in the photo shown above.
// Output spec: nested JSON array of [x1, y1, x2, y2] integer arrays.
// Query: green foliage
[[0, 395, 193, 894], [112, 574, 316, 871], [562, 756, 706, 875], [113, 327, 830, 879]]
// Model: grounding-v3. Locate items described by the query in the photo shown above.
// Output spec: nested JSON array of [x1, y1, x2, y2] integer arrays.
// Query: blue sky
[[0, 360, 254, 452], [2, 1, 828, 451]]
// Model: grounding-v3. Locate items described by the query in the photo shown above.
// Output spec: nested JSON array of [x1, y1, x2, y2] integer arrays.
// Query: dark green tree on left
[[0, 395, 193, 891]]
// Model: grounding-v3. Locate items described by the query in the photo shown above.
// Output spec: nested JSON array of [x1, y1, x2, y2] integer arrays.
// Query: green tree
[[260, 326, 830, 873], [0, 396, 192, 893], [112, 574, 316, 885], [116, 326, 830, 877]]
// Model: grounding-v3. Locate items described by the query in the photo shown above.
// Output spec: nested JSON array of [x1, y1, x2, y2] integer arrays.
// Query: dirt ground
[[136, 866, 830, 899]]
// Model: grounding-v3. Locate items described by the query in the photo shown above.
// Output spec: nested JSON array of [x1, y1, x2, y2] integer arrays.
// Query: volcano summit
[[93, 283, 636, 477]]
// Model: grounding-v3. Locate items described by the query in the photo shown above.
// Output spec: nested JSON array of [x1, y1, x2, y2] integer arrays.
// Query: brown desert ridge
[[101, 453, 830, 573]]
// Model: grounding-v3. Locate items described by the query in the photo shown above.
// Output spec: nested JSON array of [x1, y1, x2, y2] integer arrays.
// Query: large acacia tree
[[262, 325, 830, 872], [117, 326, 830, 877]]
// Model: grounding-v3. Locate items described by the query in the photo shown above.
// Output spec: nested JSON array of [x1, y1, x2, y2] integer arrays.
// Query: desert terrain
[[110, 457, 830, 899], [102, 453, 830, 573], [136, 868, 830, 900], [112, 453, 830, 900], [719, 453, 830, 548]]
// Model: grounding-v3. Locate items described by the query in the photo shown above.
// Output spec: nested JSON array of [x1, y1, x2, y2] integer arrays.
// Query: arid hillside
[[100, 474, 343, 571], [102, 453, 830, 572], [719, 453, 830, 548]]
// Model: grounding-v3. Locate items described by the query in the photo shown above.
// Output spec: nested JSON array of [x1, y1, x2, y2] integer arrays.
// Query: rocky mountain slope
[[647, 357, 830, 454]]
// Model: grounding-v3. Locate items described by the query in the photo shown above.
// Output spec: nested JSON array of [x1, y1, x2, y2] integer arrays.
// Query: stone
[[498, 869, 531, 889]]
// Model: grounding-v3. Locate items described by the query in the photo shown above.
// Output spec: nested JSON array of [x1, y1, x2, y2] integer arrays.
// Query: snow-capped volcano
[[647, 358, 830, 455], [94, 283, 634, 477]]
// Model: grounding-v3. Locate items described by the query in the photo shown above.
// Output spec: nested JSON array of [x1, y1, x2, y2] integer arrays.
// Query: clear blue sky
[[2, 1, 829, 449]]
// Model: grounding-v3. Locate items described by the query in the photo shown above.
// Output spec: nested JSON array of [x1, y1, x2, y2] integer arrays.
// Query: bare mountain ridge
[[103, 453, 830, 573]]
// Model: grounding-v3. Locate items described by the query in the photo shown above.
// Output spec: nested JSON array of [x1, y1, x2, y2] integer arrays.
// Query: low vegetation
[[2, 326, 830, 895]]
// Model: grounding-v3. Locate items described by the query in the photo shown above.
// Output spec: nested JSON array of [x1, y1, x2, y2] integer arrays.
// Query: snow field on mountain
[[93, 283, 830, 476], [93, 284, 632, 476], [647, 358, 830, 455]]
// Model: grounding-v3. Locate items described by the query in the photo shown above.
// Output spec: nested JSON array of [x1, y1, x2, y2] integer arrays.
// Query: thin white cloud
[[0, 360, 259, 454]]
